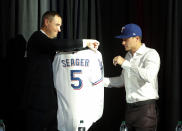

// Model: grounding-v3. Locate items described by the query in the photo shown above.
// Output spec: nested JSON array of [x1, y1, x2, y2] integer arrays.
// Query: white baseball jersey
[[53, 49, 104, 131]]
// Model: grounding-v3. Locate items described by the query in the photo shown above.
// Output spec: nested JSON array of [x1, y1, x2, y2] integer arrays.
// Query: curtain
[[0, 0, 102, 131], [1, 0, 182, 131], [101, 0, 182, 130], [0, 0, 102, 58]]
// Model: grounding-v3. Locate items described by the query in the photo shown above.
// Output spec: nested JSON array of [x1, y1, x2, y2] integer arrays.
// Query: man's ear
[[44, 19, 49, 27], [135, 36, 140, 41]]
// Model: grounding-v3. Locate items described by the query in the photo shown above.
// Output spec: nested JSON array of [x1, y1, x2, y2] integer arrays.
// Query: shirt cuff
[[82, 39, 87, 48], [121, 60, 131, 70], [104, 77, 111, 87]]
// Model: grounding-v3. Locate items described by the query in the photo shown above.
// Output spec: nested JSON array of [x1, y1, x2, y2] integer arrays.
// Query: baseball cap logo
[[121, 27, 125, 33], [116, 23, 142, 39]]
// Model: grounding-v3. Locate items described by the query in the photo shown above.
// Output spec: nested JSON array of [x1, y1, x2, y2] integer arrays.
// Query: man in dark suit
[[23, 11, 99, 131]]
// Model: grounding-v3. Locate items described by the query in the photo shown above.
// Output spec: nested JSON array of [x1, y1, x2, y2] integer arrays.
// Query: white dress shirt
[[104, 44, 160, 103]]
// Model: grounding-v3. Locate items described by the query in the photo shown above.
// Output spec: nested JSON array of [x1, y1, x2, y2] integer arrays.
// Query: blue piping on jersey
[[92, 77, 103, 85]]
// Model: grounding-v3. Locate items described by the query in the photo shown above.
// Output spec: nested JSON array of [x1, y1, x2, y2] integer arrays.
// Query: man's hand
[[113, 56, 125, 66], [83, 39, 100, 51]]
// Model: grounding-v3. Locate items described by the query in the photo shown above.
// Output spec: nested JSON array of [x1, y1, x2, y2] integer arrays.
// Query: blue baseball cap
[[115, 23, 142, 39]]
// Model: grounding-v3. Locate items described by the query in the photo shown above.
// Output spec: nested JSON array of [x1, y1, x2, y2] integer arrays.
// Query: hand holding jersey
[[53, 49, 104, 131], [83, 39, 100, 51]]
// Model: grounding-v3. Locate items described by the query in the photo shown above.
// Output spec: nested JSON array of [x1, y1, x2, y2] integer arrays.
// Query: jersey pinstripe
[[53, 49, 104, 131]]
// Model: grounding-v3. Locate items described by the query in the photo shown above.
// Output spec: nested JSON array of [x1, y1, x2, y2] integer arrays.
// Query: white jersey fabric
[[53, 49, 104, 131]]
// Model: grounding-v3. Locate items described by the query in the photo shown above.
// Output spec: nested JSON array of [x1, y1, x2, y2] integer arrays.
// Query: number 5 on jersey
[[70, 70, 83, 89]]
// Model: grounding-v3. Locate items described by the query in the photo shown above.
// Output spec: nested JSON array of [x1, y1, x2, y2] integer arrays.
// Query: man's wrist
[[82, 39, 87, 48]]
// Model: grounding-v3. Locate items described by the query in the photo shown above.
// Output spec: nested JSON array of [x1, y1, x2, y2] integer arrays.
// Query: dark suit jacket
[[24, 31, 84, 112]]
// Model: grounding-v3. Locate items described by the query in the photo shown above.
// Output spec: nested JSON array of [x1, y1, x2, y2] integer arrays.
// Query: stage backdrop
[[100, 0, 182, 131], [0, 0, 182, 131]]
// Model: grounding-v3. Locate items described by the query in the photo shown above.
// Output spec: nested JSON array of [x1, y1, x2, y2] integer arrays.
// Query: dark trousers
[[88, 118, 103, 131], [125, 100, 157, 131], [25, 109, 58, 131]]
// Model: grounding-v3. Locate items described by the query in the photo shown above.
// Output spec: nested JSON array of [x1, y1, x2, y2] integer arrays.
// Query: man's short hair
[[41, 11, 61, 27]]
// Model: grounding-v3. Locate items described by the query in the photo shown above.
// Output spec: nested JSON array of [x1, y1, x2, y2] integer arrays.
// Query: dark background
[[0, 0, 182, 131]]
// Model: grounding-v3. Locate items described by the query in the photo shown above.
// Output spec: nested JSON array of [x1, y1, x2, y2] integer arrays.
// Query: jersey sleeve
[[89, 51, 104, 85]]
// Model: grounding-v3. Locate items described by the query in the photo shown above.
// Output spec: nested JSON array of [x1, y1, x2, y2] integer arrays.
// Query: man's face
[[45, 15, 62, 38], [121, 37, 137, 52]]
